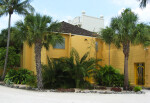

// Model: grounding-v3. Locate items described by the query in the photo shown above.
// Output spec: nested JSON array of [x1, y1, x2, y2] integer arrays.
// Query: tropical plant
[[133, 86, 142, 92], [4, 68, 36, 87], [15, 13, 64, 89], [94, 65, 124, 87], [101, 8, 150, 90], [139, 0, 149, 8], [0, 27, 23, 53], [42, 48, 100, 89], [100, 27, 114, 65], [60, 48, 101, 88], [0, 47, 20, 68], [0, 0, 34, 80], [42, 57, 75, 89]]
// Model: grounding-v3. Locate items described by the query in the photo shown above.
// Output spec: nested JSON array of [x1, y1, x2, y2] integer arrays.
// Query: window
[[53, 38, 65, 49], [95, 42, 98, 52]]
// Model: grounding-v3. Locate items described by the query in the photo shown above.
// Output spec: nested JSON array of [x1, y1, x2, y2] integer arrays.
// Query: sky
[[0, 0, 150, 32]]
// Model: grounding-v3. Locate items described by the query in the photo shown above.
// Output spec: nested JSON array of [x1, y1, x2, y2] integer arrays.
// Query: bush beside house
[[4, 68, 36, 87], [94, 65, 124, 87], [42, 49, 99, 89], [0, 47, 20, 69]]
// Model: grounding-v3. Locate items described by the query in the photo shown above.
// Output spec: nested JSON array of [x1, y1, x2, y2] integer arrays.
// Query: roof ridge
[[61, 21, 95, 35]]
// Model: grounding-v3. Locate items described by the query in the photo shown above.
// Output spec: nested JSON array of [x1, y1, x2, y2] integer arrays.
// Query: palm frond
[[139, 0, 149, 8], [80, 52, 89, 64], [71, 48, 80, 64]]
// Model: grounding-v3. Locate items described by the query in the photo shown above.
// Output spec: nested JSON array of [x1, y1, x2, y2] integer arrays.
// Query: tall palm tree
[[15, 13, 64, 89], [104, 8, 150, 90], [100, 27, 114, 65], [139, 0, 149, 8], [0, 0, 34, 80]]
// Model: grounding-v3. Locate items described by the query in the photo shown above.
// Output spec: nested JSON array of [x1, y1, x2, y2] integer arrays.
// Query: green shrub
[[42, 58, 75, 89], [133, 86, 142, 92], [4, 68, 36, 87], [0, 27, 23, 53], [42, 48, 101, 89], [94, 65, 124, 87], [60, 48, 101, 88], [0, 47, 20, 68]]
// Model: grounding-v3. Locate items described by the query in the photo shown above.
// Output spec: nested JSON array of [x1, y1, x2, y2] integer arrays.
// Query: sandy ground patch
[[0, 85, 150, 103]]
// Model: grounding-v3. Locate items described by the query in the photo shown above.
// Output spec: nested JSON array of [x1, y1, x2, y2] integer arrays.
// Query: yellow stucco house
[[22, 21, 150, 87]]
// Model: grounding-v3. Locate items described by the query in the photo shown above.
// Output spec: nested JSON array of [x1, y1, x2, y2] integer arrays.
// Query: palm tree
[[0, 0, 34, 80], [100, 27, 114, 65], [139, 0, 149, 8], [104, 8, 150, 90], [15, 13, 64, 89]]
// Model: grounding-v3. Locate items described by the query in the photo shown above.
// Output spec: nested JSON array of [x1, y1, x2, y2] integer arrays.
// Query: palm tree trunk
[[109, 43, 110, 65], [124, 55, 129, 90], [123, 43, 130, 90], [35, 42, 43, 89], [2, 14, 12, 80]]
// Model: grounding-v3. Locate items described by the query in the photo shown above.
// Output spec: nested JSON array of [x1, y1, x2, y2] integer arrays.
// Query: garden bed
[[0, 81, 145, 94]]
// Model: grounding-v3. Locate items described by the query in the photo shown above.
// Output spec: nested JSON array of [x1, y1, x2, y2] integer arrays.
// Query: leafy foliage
[[0, 27, 23, 53], [133, 86, 142, 92], [139, 0, 149, 8], [15, 13, 64, 49], [94, 65, 124, 87], [4, 68, 36, 87], [0, 0, 34, 17], [42, 58, 75, 89], [110, 8, 150, 48], [42, 48, 100, 89], [0, 47, 20, 68], [100, 27, 114, 45], [60, 48, 101, 88]]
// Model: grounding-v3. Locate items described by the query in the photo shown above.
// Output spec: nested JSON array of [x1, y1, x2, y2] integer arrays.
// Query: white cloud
[[132, 5, 150, 23]]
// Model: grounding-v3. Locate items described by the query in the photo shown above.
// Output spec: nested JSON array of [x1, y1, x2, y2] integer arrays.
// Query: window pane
[[53, 38, 65, 49]]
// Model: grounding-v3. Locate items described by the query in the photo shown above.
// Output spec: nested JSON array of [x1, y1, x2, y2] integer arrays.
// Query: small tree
[[100, 27, 114, 65], [16, 13, 63, 89]]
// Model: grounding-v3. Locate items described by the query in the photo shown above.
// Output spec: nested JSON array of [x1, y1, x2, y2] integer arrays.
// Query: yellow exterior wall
[[22, 33, 150, 87], [71, 35, 96, 58], [102, 43, 150, 87], [23, 34, 71, 73], [22, 34, 100, 70], [96, 38, 103, 65], [22, 33, 102, 75]]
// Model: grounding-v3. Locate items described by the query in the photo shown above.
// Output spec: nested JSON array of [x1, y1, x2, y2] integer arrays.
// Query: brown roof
[[59, 21, 96, 37]]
